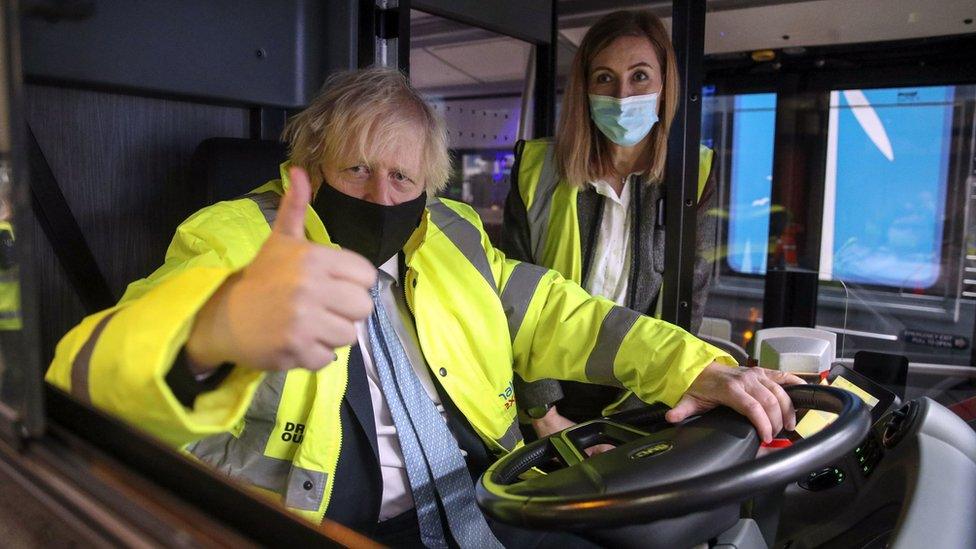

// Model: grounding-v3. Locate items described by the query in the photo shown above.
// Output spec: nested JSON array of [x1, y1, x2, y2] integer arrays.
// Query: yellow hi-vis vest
[[46, 163, 733, 523], [515, 139, 714, 290]]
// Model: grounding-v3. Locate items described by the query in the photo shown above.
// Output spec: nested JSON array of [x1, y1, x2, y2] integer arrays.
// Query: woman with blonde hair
[[502, 10, 721, 440]]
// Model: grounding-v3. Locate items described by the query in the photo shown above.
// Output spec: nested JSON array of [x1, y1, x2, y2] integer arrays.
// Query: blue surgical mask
[[588, 92, 659, 147]]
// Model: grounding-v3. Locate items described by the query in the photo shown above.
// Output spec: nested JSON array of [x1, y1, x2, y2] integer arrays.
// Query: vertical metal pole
[[372, 0, 410, 73], [357, 0, 377, 68], [968, 99, 976, 367], [661, 0, 706, 330], [397, 0, 410, 74], [249, 108, 288, 141], [376, 0, 393, 67], [517, 46, 537, 140], [531, 0, 557, 138], [761, 76, 827, 330]]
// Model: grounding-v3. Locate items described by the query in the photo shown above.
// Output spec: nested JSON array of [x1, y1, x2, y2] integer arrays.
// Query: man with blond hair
[[47, 68, 800, 547]]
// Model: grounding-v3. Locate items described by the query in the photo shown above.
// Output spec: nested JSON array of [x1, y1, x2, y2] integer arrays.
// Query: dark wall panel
[[21, 0, 356, 108], [25, 84, 248, 360]]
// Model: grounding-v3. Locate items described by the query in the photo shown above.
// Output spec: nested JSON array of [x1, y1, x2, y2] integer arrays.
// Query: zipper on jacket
[[399, 252, 416, 319], [628, 174, 642, 310], [581, 192, 605, 288], [317, 349, 350, 524]]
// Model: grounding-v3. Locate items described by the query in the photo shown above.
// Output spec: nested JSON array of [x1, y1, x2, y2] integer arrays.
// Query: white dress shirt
[[357, 255, 448, 521], [584, 175, 635, 306]]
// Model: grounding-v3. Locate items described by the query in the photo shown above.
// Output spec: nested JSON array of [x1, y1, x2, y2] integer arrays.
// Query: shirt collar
[[589, 173, 637, 206], [378, 255, 399, 288]]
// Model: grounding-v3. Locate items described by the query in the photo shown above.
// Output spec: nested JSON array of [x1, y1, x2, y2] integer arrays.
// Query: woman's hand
[[532, 406, 615, 456], [665, 363, 805, 443]]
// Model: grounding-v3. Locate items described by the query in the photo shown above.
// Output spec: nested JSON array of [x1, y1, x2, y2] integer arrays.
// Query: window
[[701, 92, 778, 275], [409, 9, 531, 239], [700, 91, 777, 350]]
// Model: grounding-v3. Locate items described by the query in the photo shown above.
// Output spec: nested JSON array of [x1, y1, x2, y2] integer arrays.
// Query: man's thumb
[[273, 167, 312, 238], [664, 396, 700, 424]]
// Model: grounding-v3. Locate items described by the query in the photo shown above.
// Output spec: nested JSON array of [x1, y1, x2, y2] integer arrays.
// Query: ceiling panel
[[426, 38, 532, 83], [560, 0, 974, 54], [409, 48, 479, 89], [703, 0, 975, 54]]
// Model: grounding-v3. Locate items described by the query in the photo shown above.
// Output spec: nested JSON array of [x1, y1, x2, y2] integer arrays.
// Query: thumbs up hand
[[186, 167, 377, 373]]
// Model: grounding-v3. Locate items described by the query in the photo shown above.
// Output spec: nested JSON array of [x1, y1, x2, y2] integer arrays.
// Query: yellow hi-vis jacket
[[514, 138, 714, 288], [46, 163, 734, 523], [0, 221, 22, 330], [512, 139, 716, 415]]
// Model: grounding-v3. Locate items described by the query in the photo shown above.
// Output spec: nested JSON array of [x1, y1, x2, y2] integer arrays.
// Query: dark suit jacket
[[326, 344, 497, 535]]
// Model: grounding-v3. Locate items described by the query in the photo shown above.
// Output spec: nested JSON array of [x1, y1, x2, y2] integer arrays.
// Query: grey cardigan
[[500, 144, 719, 420]]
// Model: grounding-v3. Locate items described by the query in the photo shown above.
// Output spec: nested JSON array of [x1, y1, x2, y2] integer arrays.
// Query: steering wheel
[[477, 385, 871, 530]]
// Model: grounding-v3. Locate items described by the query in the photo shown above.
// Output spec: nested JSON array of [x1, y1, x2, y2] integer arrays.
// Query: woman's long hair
[[555, 10, 679, 186]]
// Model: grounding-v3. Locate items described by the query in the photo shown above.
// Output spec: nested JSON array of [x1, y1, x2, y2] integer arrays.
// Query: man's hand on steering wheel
[[665, 363, 805, 443]]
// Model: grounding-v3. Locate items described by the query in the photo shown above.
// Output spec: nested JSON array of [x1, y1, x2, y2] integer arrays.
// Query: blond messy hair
[[555, 10, 679, 187], [283, 67, 450, 193]]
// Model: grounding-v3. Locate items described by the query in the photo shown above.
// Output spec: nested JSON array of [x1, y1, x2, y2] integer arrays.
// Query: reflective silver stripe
[[70, 310, 119, 405], [243, 191, 281, 226], [0, 271, 18, 284], [527, 145, 558, 262], [495, 418, 523, 451], [500, 262, 547, 342], [427, 201, 496, 292], [0, 310, 19, 320], [285, 466, 328, 511], [190, 432, 292, 491], [186, 371, 325, 505], [585, 306, 641, 388]]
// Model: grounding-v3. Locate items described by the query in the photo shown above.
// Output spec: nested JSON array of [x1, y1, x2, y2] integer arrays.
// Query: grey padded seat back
[[191, 137, 289, 203]]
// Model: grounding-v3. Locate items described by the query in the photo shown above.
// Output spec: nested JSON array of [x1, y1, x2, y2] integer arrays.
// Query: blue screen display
[[727, 93, 777, 274], [829, 86, 953, 289], [719, 87, 955, 290]]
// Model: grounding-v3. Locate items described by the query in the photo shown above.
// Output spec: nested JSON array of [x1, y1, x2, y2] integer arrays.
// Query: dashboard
[[774, 368, 976, 548]]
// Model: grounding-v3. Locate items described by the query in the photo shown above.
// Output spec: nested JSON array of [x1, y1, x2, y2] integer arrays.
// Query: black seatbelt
[[26, 125, 115, 313]]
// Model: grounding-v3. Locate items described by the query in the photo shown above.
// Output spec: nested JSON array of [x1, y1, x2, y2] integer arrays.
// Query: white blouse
[[584, 175, 635, 306]]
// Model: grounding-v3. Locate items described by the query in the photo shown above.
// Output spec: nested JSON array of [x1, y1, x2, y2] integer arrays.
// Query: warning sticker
[[795, 376, 880, 439], [902, 329, 969, 350]]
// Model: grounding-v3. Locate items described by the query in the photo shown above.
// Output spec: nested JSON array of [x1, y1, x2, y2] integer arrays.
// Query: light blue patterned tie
[[367, 282, 502, 549]]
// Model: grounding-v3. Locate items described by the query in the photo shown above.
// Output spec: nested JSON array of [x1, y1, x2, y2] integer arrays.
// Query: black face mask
[[313, 181, 427, 267]]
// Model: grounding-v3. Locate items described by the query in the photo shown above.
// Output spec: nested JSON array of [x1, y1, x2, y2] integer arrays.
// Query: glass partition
[[700, 91, 778, 352], [820, 86, 953, 290], [0, 0, 43, 439], [723, 92, 778, 276], [815, 84, 975, 367], [409, 9, 532, 243]]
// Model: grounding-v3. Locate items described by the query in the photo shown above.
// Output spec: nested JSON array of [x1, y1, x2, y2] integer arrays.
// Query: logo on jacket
[[282, 422, 306, 443], [498, 382, 515, 410]]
